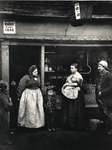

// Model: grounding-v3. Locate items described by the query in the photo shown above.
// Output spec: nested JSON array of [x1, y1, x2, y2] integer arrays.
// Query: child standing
[[44, 84, 56, 132], [0, 80, 13, 144]]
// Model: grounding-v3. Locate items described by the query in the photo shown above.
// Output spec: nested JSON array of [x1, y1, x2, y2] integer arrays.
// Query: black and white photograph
[[0, 0, 112, 150]]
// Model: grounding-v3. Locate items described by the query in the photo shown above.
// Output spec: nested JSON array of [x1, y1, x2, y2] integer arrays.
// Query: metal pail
[[89, 119, 103, 131]]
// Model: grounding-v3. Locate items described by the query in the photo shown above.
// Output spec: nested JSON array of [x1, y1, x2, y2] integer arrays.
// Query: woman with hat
[[17, 65, 45, 128], [96, 60, 112, 134]]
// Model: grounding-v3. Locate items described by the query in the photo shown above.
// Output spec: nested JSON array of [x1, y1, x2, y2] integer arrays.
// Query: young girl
[[0, 80, 13, 144], [44, 83, 56, 132]]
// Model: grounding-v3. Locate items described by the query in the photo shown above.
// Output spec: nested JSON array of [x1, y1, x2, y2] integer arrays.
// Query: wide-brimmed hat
[[98, 60, 109, 70]]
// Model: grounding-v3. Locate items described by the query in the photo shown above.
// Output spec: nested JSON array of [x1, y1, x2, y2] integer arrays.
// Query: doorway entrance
[[9, 45, 41, 128], [9, 45, 41, 84]]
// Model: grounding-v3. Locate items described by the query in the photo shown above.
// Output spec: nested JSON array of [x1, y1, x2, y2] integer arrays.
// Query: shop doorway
[[9, 45, 41, 85], [9, 45, 41, 128]]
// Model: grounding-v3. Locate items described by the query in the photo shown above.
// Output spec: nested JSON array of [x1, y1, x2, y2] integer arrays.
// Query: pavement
[[0, 127, 112, 150]]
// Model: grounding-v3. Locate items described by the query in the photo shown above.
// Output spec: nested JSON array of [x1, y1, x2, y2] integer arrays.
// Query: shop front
[[0, 19, 112, 107], [1, 39, 112, 127], [0, 1, 112, 127]]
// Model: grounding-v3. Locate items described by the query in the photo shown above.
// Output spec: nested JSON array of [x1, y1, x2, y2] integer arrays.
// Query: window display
[[44, 46, 112, 107]]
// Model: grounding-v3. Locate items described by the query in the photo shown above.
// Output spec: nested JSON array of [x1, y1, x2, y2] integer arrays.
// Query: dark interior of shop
[[9, 45, 41, 85], [9, 45, 112, 95], [8, 45, 112, 128], [45, 46, 112, 93]]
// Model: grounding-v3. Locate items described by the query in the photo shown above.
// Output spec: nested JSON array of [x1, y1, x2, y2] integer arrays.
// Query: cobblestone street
[[0, 128, 112, 150]]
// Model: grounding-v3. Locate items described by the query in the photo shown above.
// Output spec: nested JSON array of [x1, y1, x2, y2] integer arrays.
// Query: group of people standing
[[0, 59, 112, 144], [15, 63, 86, 132], [16, 63, 86, 131]]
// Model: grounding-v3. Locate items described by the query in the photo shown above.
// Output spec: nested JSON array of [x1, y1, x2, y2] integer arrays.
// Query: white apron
[[18, 88, 45, 128]]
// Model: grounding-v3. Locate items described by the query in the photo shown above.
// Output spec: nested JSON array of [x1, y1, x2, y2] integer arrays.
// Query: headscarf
[[28, 65, 37, 78], [0, 80, 7, 91]]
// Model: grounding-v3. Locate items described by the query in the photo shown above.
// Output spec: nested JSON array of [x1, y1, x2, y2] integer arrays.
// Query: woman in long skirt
[[61, 63, 86, 130], [17, 65, 45, 128]]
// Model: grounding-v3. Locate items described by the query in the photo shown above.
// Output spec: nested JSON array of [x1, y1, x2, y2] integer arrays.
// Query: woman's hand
[[63, 83, 69, 88], [63, 82, 78, 89], [17, 98, 20, 101], [98, 92, 102, 97], [67, 82, 78, 86]]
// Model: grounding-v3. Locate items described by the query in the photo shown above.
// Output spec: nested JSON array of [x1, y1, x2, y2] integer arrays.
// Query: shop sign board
[[74, 3, 81, 20], [3, 20, 16, 34]]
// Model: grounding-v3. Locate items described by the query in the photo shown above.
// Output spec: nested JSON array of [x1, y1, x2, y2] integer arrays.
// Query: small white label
[[3, 20, 16, 34]]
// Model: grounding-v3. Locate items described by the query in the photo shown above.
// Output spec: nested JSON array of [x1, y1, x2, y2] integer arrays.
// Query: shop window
[[44, 46, 92, 94], [44, 46, 112, 107]]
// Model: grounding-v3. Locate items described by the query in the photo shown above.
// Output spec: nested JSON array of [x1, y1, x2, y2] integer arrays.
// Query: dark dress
[[61, 90, 85, 130], [61, 72, 86, 130]]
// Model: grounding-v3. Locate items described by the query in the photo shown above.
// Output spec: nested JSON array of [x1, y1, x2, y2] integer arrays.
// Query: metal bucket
[[88, 119, 103, 131], [86, 84, 95, 94]]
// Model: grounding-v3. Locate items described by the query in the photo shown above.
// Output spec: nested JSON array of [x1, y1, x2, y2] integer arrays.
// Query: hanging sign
[[74, 3, 81, 20], [3, 20, 16, 34]]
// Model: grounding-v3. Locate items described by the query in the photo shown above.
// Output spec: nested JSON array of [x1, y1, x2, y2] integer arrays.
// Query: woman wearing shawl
[[0, 80, 13, 144], [17, 65, 45, 128], [61, 63, 86, 130]]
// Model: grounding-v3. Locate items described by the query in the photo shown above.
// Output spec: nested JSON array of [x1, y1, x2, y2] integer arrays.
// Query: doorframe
[[1, 41, 45, 92]]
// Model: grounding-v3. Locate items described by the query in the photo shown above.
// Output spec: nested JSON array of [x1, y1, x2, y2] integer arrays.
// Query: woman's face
[[32, 69, 38, 77], [70, 65, 77, 74]]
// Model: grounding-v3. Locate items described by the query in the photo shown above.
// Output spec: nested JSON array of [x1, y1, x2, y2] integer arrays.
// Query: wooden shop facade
[[0, 1, 112, 115]]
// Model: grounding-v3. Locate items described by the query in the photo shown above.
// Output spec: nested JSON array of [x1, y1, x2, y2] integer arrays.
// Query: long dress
[[61, 72, 86, 130], [17, 74, 45, 128]]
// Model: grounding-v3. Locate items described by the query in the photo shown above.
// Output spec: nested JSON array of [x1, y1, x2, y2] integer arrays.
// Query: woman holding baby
[[61, 63, 86, 130]]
